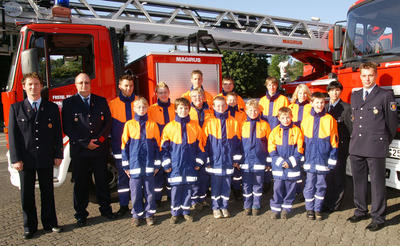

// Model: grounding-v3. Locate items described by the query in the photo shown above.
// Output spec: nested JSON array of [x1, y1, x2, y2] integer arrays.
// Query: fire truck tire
[[88, 155, 119, 204]]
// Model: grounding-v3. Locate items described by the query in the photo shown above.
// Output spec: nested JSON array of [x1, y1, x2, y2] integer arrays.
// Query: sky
[[125, 0, 355, 62]]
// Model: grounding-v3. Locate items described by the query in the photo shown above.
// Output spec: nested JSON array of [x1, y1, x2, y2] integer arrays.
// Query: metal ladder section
[[3, 0, 333, 54]]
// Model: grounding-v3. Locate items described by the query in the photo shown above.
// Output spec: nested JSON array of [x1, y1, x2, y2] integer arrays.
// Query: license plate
[[388, 146, 400, 159]]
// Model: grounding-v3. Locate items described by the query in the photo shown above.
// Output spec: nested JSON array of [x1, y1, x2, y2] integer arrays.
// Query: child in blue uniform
[[203, 96, 241, 219], [301, 92, 338, 221], [240, 99, 271, 216], [161, 98, 205, 224], [268, 107, 304, 219], [121, 97, 161, 226], [226, 92, 247, 201]]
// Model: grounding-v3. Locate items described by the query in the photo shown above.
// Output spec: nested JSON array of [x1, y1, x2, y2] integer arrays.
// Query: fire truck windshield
[[342, 0, 400, 62]]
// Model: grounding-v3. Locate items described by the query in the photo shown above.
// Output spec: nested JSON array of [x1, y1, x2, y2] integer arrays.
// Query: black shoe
[[44, 226, 63, 233], [76, 218, 87, 227], [101, 212, 116, 220], [306, 210, 315, 220], [347, 214, 369, 223], [116, 206, 129, 217], [23, 230, 36, 239], [366, 222, 385, 232]]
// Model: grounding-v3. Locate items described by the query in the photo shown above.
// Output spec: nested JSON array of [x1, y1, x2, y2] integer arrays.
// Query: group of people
[[9, 62, 397, 240]]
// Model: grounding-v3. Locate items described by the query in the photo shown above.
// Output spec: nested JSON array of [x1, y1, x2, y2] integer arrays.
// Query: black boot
[[116, 206, 129, 217]]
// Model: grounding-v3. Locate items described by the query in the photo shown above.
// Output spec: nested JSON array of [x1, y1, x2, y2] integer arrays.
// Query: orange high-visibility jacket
[[203, 111, 241, 176], [301, 109, 338, 174], [288, 101, 312, 126], [161, 116, 205, 185], [259, 92, 289, 129], [121, 114, 161, 178], [148, 99, 175, 133], [268, 123, 304, 180], [109, 93, 138, 158]]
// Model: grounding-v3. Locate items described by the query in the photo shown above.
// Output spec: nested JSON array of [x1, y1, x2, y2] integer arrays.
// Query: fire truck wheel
[[88, 157, 119, 204]]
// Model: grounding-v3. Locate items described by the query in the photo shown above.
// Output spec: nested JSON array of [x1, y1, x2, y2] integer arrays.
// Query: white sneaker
[[221, 209, 230, 218], [213, 209, 222, 219]]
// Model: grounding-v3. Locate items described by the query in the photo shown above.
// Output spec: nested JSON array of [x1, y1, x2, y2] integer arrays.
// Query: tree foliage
[[268, 54, 304, 83], [289, 60, 304, 81], [268, 54, 290, 81], [221, 51, 269, 98]]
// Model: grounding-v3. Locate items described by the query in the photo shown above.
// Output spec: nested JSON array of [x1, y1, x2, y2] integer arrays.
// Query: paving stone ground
[[1, 136, 400, 245]]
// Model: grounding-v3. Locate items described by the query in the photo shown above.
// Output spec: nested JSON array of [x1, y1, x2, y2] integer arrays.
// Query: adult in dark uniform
[[347, 62, 397, 231], [9, 73, 63, 239], [62, 73, 115, 227], [323, 81, 352, 213]]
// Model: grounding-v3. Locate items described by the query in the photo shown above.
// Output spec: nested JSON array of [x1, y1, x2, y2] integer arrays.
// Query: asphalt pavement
[[0, 133, 399, 246]]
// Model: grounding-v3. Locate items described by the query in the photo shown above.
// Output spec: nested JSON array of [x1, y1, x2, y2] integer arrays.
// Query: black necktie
[[328, 104, 333, 113], [32, 102, 37, 112], [364, 90, 369, 101], [84, 97, 90, 110]]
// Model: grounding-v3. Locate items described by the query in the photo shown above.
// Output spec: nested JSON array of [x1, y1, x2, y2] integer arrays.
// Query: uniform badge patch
[[74, 117, 78, 122], [48, 123, 53, 128], [373, 107, 379, 114], [390, 102, 397, 111], [101, 115, 104, 121]]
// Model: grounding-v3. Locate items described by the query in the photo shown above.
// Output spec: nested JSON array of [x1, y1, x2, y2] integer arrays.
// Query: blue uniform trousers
[[242, 172, 264, 209], [210, 176, 231, 210], [303, 172, 327, 212], [129, 176, 156, 218], [115, 159, 130, 206], [171, 184, 192, 216], [270, 179, 297, 213], [191, 167, 210, 205]]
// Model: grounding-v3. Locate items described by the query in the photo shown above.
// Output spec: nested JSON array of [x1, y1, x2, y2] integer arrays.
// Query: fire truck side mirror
[[332, 25, 343, 63], [21, 48, 39, 76]]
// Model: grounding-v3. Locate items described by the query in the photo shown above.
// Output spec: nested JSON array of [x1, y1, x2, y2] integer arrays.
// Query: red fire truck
[[1, 0, 333, 192], [282, 0, 400, 189], [3, 0, 399, 191]]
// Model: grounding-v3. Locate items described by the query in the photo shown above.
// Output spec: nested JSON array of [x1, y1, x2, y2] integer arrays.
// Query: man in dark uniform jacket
[[62, 73, 115, 227], [347, 62, 397, 231], [323, 81, 352, 213], [9, 73, 63, 239]]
